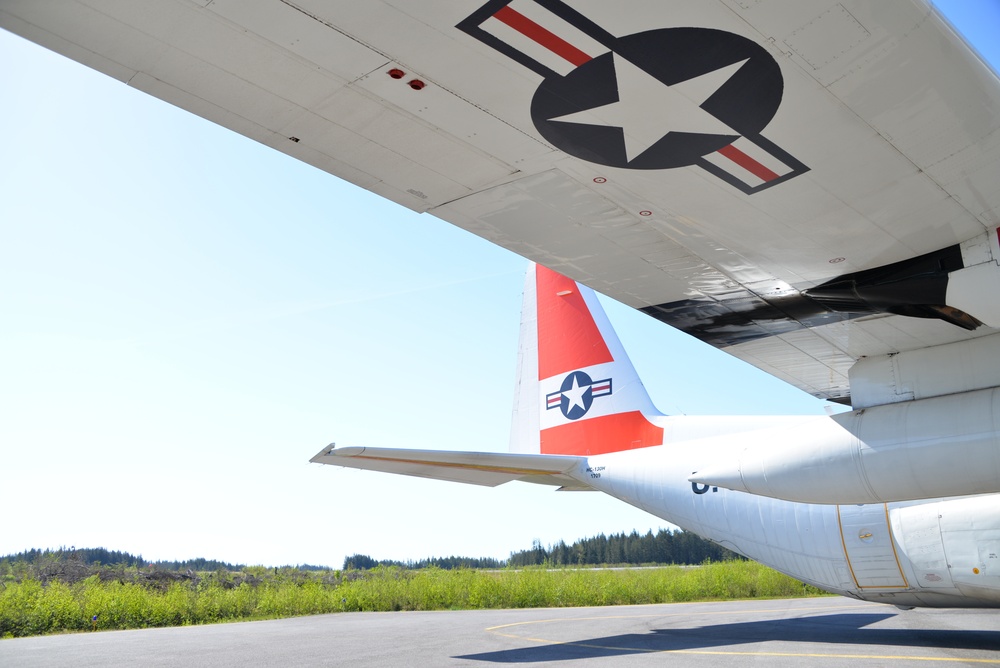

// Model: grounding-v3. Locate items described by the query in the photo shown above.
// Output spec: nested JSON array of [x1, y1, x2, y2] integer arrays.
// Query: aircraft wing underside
[[310, 446, 591, 489], [4, 1, 1000, 404]]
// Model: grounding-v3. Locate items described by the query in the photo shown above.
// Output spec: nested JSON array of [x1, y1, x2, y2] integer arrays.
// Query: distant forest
[[347, 529, 740, 570], [509, 529, 740, 567], [0, 548, 325, 573], [2, 529, 738, 573]]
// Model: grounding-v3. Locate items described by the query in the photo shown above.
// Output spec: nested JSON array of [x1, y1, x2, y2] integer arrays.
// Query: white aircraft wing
[[310, 446, 590, 489], [4, 1, 1000, 405]]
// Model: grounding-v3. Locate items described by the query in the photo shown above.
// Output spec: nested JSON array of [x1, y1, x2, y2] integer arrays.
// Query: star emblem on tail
[[546, 370, 612, 420]]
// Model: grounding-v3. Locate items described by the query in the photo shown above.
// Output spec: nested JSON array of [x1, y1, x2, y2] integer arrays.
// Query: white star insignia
[[549, 54, 748, 162], [561, 374, 590, 412]]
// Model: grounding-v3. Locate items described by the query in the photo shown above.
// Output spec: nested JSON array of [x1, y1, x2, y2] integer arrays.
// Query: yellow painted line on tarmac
[[485, 604, 1000, 664]]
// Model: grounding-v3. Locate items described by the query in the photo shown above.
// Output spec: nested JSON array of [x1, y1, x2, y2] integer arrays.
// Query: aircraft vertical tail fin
[[510, 264, 665, 456]]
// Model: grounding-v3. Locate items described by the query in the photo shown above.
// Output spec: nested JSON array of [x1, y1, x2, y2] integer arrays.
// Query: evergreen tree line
[[341, 554, 505, 570], [507, 529, 741, 567], [3, 528, 737, 574], [0, 547, 242, 573], [343, 529, 739, 570]]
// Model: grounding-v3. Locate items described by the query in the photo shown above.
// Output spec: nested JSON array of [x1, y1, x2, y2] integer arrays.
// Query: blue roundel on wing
[[530, 28, 783, 170], [560, 371, 595, 420]]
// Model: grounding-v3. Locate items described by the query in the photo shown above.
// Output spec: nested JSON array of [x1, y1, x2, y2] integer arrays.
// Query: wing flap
[[310, 445, 589, 488]]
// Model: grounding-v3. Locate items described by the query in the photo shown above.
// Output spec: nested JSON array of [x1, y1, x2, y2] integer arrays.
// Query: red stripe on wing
[[717, 143, 779, 182], [494, 6, 592, 67]]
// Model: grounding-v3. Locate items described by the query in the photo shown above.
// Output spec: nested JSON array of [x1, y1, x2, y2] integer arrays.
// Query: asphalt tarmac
[[2, 596, 998, 666]]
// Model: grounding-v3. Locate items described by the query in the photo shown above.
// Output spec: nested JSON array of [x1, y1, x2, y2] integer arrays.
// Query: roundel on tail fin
[[546, 370, 612, 420]]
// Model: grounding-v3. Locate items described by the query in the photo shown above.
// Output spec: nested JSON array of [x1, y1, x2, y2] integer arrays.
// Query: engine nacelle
[[690, 386, 1000, 504]]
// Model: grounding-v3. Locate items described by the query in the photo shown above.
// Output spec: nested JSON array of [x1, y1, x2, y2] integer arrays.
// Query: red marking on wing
[[540, 411, 664, 456], [717, 143, 779, 182], [493, 6, 592, 67], [536, 265, 613, 380]]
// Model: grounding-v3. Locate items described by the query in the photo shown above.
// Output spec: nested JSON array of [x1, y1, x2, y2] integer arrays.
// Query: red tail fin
[[510, 264, 664, 456]]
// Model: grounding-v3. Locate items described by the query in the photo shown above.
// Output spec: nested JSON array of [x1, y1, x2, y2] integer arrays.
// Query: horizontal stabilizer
[[310, 445, 589, 488]]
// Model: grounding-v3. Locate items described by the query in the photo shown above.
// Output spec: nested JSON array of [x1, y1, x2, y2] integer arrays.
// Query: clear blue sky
[[0, 1, 995, 568]]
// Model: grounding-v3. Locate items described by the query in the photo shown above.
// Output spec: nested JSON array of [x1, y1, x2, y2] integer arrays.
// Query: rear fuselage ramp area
[[838, 504, 908, 589]]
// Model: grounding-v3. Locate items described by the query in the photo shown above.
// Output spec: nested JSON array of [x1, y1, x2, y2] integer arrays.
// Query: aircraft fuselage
[[581, 418, 1000, 607]]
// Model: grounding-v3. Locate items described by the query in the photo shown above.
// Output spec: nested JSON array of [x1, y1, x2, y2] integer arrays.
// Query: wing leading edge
[[310, 446, 592, 490]]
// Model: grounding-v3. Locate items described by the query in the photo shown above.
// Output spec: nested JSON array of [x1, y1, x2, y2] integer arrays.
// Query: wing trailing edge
[[310, 445, 591, 489]]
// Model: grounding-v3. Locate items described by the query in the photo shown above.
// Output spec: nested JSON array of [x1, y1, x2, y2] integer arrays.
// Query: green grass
[[0, 563, 825, 638]]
